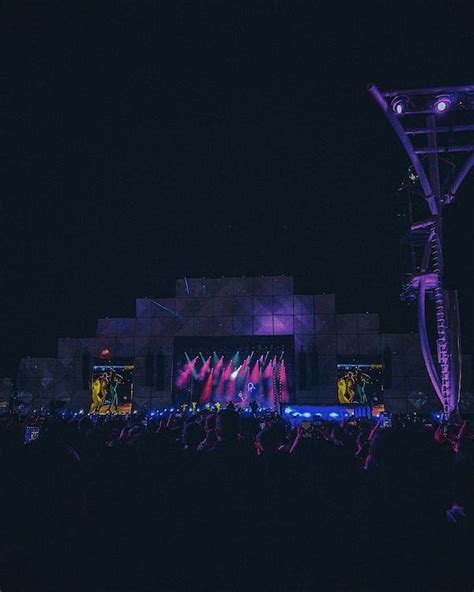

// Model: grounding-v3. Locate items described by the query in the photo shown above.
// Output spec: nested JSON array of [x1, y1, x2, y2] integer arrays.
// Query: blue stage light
[[303, 412, 311, 418], [329, 412, 339, 418], [284, 407, 292, 415]]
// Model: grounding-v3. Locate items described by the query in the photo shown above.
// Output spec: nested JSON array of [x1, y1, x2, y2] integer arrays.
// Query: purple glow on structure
[[368, 84, 438, 214], [391, 95, 408, 116], [434, 95, 452, 113], [369, 82, 472, 417]]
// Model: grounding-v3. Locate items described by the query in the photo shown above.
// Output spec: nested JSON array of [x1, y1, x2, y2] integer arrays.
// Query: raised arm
[[289, 425, 303, 454], [368, 419, 380, 444]]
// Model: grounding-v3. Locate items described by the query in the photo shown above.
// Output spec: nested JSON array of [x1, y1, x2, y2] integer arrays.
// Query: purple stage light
[[391, 95, 408, 115], [434, 95, 452, 113]]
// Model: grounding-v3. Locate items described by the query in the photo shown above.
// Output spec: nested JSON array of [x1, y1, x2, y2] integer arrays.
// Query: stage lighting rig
[[433, 94, 453, 113], [388, 86, 474, 118], [369, 83, 474, 419], [391, 95, 409, 115]]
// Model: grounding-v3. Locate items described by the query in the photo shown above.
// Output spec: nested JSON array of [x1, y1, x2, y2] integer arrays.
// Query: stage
[[16, 275, 451, 416]]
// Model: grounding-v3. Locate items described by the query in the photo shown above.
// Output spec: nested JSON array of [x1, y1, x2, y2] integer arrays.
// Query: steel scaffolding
[[369, 84, 474, 419]]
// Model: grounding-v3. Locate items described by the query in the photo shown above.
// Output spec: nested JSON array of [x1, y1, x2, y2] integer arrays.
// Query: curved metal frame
[[417, 233, 442, 401], [369, 83, 473, 418]]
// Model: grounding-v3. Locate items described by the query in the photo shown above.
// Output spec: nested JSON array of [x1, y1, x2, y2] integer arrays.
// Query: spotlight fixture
[[433, 94, 453, 113], [391, 95, 409, 115]]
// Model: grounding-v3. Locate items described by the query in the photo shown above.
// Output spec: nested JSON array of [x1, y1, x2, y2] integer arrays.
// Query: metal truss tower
[[369, 84, 474, 419]]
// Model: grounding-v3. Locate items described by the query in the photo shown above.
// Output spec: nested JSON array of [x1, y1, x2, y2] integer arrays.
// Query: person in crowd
[[182, 420, 205, 453], [197, 412, 217, 451], [1, 409, 473, 592]]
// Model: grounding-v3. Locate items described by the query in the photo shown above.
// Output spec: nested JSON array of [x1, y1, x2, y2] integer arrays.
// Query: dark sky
[[2, 1, 473, 377]]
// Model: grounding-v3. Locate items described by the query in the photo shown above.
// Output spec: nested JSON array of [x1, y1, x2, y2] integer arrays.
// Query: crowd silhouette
[[1, 408, 473, 591]]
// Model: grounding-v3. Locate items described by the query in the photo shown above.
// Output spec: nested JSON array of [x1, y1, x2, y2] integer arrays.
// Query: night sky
[[2, 2, 473, 378]]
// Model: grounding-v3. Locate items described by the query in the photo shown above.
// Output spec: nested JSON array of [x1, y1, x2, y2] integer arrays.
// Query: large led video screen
[[90, 364, 134, 414], [337, 362, 383, 405], [173, 336, 294, 407]]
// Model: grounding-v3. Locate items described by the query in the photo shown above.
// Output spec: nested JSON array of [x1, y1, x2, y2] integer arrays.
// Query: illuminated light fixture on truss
[[433, 94, 453, 113], [368, 82, 474, 419], [392, 95, 409, 115]]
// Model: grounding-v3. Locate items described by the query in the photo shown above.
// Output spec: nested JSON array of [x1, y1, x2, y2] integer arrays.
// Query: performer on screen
[[90, 376, 104, 413], [338, 377, 351, 404], [344, 371, 356, 402], [108, 371, 123, 412], [357, 370, 370, 404], [99, 373, 109, 404]]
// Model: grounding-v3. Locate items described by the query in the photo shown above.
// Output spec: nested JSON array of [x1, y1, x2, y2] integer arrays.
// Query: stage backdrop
[[17, 276, 463, 414], [172, 335, 294, 407]]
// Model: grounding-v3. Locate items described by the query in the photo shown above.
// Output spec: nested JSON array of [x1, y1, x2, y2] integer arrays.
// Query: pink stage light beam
[[279, 360, 289, 403], [197, 356, 211, 381], [218, 360, 233, 400], [201, 368, 214, 403], [176, 356, 198, 389]]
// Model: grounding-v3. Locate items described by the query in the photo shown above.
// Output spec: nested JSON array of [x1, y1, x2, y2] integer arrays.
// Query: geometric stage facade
[[17, 276, 472, 413]]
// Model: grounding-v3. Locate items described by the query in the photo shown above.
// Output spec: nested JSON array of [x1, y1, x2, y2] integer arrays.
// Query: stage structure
[[16, 276, 473, 414], [369, 83, 474, 418]]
